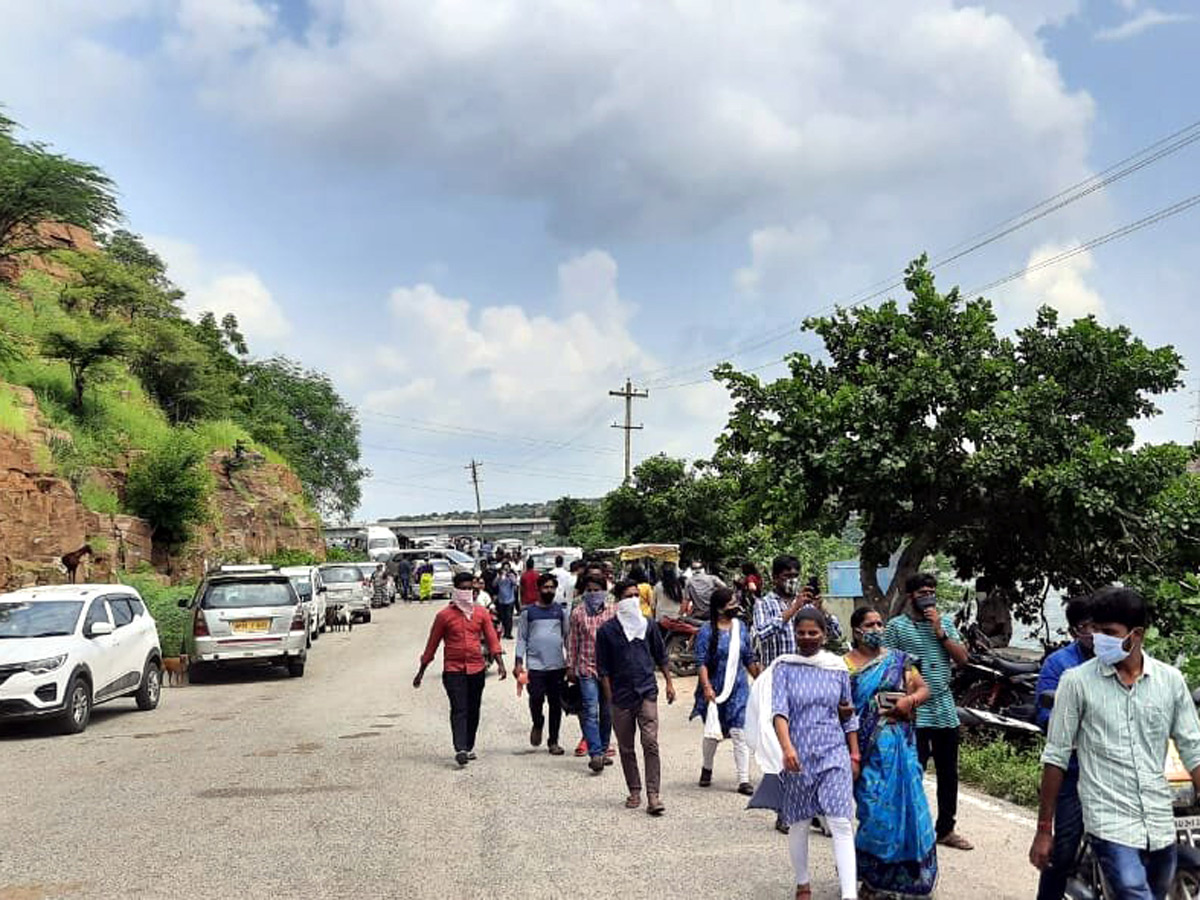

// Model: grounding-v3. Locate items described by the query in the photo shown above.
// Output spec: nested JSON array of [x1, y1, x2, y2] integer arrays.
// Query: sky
[[1, 0, 1198, 522]]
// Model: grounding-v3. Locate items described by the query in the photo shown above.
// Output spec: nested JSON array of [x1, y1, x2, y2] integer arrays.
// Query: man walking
[[681, 559, 725, 619], [883, 572, 973, 851], [1033, 595, 1095, 900], [568, 569, 616, 773], [396, 554, 413, 603], [550, 555, 574, 608], [494, 562, 519, 639], [514, 573, 570, 756], [520, 557, 541, 607], [1031, 587, 1200, 899], [597, 580, 676, 815], [413, 571, 507, 767]]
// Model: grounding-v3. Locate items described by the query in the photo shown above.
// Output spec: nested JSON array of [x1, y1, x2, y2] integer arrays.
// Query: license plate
[[232, 619, 270, 634], [1178, 815, 1200, 846]]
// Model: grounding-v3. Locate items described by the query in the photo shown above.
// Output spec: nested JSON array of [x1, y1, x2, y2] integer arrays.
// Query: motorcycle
[[659, 615, 702, 677], [952, 621, 1044, 736]]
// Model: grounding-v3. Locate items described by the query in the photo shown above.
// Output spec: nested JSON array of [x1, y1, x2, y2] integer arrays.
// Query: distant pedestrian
[[628, 565, 654, 618], [692, 587, 759, 793], [1031, 586, 1200, 900], [883, 573, 973, 852], [739, 561, 763, 601], [417, 558, 434, 602], [397, 554, 413, 602], [520, 557, 540, 607], [494, 562, 519, 639], [550, 555, 574, 608], [652, 563, 684, 620], [597, 580, 676, 815], [413, 571, 507, 767], [567, 568, 615, 773], [682, 560, 725, 619], [1032, 595, 1094, 900], [514, 573, 570, 755]]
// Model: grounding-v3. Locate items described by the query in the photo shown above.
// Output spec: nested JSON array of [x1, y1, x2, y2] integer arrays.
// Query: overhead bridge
[[324, 517, 553, 545]]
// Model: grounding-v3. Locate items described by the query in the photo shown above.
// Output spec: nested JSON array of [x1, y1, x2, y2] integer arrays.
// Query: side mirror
[[89, 622, 115, 637]]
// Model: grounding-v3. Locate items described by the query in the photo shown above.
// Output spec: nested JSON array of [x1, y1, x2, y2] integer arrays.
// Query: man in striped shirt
[[1032, 586, 1200, 899], [883, 571, 973, 851], [568, 568, 616, 773]]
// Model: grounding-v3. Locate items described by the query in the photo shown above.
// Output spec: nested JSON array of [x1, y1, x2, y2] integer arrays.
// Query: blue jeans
[[1037, 766, 1086, 900], [1091, 836, 1177, 900], [578, 675, 611, 757]]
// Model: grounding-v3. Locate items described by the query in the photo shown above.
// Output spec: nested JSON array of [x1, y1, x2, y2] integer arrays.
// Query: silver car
[[180, 573, 308, 680], [317, 564, 372, 624]]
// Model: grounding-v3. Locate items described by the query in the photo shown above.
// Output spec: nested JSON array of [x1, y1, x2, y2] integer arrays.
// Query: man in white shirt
[[550, 555, 574, 608]]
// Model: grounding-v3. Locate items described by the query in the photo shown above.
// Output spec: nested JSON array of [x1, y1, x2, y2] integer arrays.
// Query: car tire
[[134, 660, 162, 711], [364, 611, 372, 624], [287, 657, 306, 678], [57, 674, 92, 735]]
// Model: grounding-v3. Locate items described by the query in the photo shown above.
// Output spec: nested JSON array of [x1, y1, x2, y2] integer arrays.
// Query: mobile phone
[[876, 691, 905, 711], [807, 575, 820, 592]]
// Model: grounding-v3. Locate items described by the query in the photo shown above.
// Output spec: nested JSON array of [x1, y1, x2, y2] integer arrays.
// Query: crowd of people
[[413, 552, 1200, 900]]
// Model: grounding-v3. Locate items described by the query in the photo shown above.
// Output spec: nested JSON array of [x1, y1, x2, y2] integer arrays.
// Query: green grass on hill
[[0, 383, 27, 435], [120, 571, 196, 657], [79, 476, 121, 514]]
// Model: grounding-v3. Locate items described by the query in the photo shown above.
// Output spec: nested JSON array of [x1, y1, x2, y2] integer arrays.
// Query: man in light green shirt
[[1030, 586, 1200, 899]]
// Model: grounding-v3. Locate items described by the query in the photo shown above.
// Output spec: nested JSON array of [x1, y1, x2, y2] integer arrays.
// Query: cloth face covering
[[451, 588, 475, 618], [583, 590, 608, 615], [616, 596, 647, 642]]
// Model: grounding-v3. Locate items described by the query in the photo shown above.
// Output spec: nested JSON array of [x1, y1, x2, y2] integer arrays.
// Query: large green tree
[[40, 322, 129, 412], [0, 113, 120, 263], [125, 432, 211, 544], [241, 357, 369, 519], [715, 257, 1191, 615]]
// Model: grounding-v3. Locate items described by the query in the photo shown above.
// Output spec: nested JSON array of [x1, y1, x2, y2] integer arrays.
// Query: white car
[[0, 584, 163, 734], [280, 565, 327, 639]]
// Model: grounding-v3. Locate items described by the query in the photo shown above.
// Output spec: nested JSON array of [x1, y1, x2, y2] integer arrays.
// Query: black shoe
[[774, 815, 790, 835], [737, 782, 754, 796], [588, 755, 605, 773], [530, 726, 543, 747], [698, 767, 713, 787], [455, 751, 469, 767]]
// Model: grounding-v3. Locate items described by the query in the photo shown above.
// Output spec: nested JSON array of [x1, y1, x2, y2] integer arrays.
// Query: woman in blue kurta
[[691, 587, 760, 792], [845, 607, 938, 898], [773, 608, 860, 900]]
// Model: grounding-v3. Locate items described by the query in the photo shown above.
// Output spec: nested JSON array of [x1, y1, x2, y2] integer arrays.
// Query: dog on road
[[325, 605, 352, 633], [163, 654, 189, 687]]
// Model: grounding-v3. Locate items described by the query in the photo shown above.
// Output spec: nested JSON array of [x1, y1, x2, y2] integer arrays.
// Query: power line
[[359, 407, 620, 455]]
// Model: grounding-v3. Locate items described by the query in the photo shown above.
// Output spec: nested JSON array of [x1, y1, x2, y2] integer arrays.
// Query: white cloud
[[1095, 7, 1195, 40], [167, 0, 275, 64], [164, 0, 1094, 240], [149, 236, 292, 342], [735, 218, 833, 297], [1007, 243, 1107, 319]]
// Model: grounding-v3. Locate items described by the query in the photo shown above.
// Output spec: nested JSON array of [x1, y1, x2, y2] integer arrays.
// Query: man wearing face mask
[[1032, 595, 1094, 900], [1031, 587, 1200, 899], [414, 571, 507, 767], [567, 569, 616, 773], [883, 572, 973, 852], [753, 555, 805, 668]]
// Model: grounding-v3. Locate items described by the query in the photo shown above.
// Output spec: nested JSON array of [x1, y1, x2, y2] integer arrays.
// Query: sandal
[[646, 795, 665, 816], [625, 793, 642, 809], [938, 831, 974, 851]]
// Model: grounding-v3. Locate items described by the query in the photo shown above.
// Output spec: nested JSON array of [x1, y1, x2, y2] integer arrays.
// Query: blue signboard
[[826, 556, 899, 599]]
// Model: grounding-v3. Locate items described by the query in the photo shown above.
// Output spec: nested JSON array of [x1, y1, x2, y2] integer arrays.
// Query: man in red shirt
[[520, 556, 541, 606], [414, 571, 507, 766]]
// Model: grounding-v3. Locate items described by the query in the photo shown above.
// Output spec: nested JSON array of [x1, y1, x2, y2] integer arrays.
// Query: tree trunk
[[72, 369, 85, 412], [859, 555, 886, 610]]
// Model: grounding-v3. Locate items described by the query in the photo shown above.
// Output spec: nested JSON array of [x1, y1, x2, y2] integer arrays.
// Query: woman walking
[[748, 608, 860, 900], [691, 587, 760, 793], [652, 563, 684, 620], [845, 607, 938, 898]]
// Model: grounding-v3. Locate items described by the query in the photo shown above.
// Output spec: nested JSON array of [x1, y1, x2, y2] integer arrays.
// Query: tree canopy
[[714, 257, 1195, 615], [40, 322, 129, 412]]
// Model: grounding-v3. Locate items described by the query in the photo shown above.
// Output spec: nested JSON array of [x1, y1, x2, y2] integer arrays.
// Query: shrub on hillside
[[265, 548, 321, 567], [125, 432, 211, 545]]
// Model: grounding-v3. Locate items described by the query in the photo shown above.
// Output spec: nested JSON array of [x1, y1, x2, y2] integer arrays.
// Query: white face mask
[[1093, 632, 1133, 666]]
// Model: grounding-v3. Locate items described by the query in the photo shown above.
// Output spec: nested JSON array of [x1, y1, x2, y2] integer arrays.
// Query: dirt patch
[[245, 741, 323, 758], [197, 785, 355, 800], [131, 728, 192, 740], [0, 884, 85, 900], [338, 732, 380, 740]]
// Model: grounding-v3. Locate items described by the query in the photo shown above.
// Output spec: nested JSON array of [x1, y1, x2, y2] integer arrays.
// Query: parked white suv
[[280, 565, 327, 639], [0, 584, 163, 734]]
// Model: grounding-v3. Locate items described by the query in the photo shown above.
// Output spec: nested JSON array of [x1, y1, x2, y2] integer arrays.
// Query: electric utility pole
[[466, 459, 484, 535], [609, 377, 648, 483]]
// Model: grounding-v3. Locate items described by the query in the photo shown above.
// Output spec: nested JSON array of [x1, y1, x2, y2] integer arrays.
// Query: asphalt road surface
[[1, 602, 1041, 900]]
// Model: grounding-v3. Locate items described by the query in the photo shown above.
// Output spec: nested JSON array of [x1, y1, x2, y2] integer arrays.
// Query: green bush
[[265, 548, 321, 567], [125, 432, 211, 545], [325, 546, 367, 563], [79, 477, 121, 514], [121, 571, 195, 656], [958, 735, 1044, 808], [0, 383, 26, 434]]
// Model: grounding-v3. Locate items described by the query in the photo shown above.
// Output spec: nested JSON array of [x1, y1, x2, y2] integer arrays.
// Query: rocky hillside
[[0, 383, 323, 589]]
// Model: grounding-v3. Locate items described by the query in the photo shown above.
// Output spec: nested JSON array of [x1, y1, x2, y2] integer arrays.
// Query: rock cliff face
[[0, 384, 323, 589]]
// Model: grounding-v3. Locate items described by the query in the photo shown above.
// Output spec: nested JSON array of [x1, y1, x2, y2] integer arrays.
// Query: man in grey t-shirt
[[681, 561, 725, 619], [513, 572, 570, 755]]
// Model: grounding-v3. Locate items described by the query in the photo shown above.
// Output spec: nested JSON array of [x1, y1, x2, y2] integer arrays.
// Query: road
[[1, 601, 1040, 900]]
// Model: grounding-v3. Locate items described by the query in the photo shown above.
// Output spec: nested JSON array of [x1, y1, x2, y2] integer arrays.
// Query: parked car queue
[[0, 559, 391, 736]]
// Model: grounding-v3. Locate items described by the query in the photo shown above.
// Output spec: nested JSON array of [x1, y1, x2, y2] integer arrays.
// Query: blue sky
[[2, 0, 1198, 521]]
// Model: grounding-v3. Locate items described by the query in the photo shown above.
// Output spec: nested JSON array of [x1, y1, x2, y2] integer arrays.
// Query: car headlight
[[22, 654, 67, 675]]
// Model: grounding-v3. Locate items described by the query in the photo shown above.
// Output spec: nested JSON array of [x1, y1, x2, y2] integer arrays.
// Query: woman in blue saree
[[844, 607, 938, 898]]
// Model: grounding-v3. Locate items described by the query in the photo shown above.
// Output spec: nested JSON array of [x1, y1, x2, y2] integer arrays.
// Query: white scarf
[[616, 596, 647, 642], [745, 652, 847, 774], [704, 617, 743, 740], [450, 589, 475, 619]]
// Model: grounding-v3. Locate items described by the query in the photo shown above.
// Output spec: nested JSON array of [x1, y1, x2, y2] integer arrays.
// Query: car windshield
[[432, 560, 451, 573], [288, 578, 313, 600], [444, 549, 473, 565], [322, 567, 362, 584], [368, 539, 395, 549], [0, 601, 83, 638], [202, 582, 296, 608]]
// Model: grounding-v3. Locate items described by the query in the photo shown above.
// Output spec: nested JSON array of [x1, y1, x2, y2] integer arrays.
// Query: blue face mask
[[1093, 632, 1132, 667], [859, 630, 884, 649]]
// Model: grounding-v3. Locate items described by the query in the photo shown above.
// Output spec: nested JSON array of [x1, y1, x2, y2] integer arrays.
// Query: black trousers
[[527, 668, 565, 744], [442, 671, 486, 752], [916, 725, 960, 838], [497, 602, 515, 639]]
